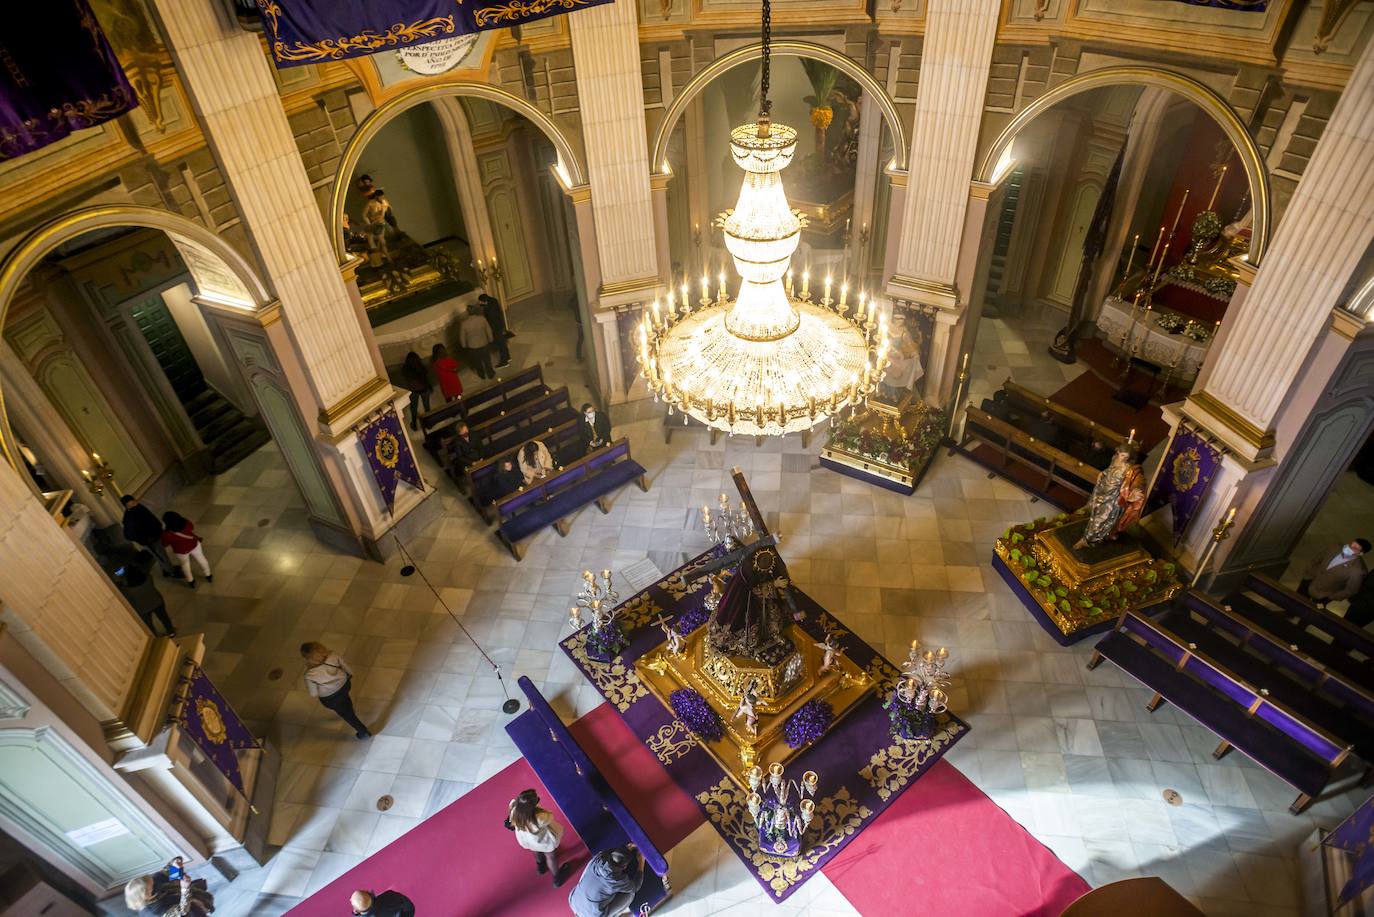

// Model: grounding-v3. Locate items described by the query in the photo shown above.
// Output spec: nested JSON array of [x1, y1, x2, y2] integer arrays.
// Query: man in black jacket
[[491, 458, 525, 500], [447, 423, 481, 473], [350, 888, 415, 917], [120, 495, 175, 577], [578, 402, 612, 455], [479, 293, 512, 369]]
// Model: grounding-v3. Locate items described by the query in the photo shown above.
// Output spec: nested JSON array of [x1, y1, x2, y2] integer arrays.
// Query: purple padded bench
[[495, 439, 648, 560], [506, 676, 670, 912], [418, 364, 544, 456], [1089, 611, 1351, 813], [461, 418, 584, 518], [469, 387, 575, 457]]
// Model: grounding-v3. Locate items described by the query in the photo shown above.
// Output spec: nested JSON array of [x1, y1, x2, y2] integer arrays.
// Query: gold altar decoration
[[636, 621, 872, 782], [994, 512, 1182, 641]]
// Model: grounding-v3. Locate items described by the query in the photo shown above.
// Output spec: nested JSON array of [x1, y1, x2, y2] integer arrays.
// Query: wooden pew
[[462, 364, 545, 420], [506, 676, 671, 911], [495, 439, 649, 560], [467, 386, 577, 456], [462, 418, 584, 521], [958, 406, 1100, 505], [1225, 574, 1374, 691], [417, 364, 546, 457], [1089, 610, 1352, 813], [1001, 379, 1127, 448], [1162, 593, 1374, 766]]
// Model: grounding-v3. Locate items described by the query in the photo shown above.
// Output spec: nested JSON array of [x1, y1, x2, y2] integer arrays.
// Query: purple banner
[[0, 0, 137, 161], [1146, 427, 1222, 543], [360, 409, 422, 512], [180, 664, 258, 794], [1323, 794, 1374, 905], [256, 0, 614, 68]]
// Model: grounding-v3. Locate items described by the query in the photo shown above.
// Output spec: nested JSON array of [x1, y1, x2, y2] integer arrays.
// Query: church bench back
[[461, 364, 543, 416], [962, 407, 1100, 495], [1243, 573, 1374, 661], [464, 418, 583, 509], [470, 387, 571, 451], [1001, 378, 1128, 446]]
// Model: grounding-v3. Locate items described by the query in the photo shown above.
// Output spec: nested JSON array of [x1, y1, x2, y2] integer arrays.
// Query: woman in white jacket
[[507, 789, 570, 886], [300, 642, 371, 739], [518, 439, 555, 485]]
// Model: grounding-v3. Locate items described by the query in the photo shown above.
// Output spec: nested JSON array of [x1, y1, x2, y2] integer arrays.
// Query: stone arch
[[0, 204, 273, 470], [649, 40, 910, 176], [329, 81, 588, 262], [975, 67, 1272, 265]]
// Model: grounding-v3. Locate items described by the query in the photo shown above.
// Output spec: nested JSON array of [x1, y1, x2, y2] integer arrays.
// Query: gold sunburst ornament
[[637, 0, 887, 438]]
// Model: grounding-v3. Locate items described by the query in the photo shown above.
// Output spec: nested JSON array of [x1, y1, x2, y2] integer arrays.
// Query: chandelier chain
[[760, 0, 772, 119]]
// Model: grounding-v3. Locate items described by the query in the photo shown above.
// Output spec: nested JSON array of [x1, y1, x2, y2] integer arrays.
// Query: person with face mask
[[578, 402, 611, 455], [1299, 538, 1372, 606]]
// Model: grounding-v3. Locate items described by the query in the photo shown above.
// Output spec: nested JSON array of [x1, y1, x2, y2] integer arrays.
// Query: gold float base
[[635, 623, 873, 786]]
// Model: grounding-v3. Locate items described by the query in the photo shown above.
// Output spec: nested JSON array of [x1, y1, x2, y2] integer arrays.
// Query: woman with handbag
[[506, 789, 571, 886], [300, 642, 371, 739], [159, 512, 211, 589]]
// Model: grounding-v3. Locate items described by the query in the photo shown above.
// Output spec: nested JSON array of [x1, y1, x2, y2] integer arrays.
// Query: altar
[[1096, 295, 1211, 382], [370, 289, 480, 368]]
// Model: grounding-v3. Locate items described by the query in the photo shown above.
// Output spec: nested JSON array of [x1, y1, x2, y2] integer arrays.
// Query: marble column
[[434, 99, 498, 286], [569, 0, 659, 305], [1188, 40, 1374, 461], [850, 94, 886, 284], [0, 456, 150, 726], [885, 0, 1000, 310]]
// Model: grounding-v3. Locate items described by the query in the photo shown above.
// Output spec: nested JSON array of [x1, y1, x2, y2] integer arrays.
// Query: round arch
[[0, 204, 272, 469], [329, 81, 588, 262], [650, 40, 909, 177], [976, 66, 1271, 265]]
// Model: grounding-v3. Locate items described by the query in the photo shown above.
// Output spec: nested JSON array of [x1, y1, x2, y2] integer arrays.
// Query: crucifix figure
[[686, 468, 802, 665], [814, 633, 843, 673], [733, 678, 760, 735], [653, 614, 685, 656]]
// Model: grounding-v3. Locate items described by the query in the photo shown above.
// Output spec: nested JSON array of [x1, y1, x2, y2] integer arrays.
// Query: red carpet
[[824, 760, 1090, 917], [1050, 370, 1170, 453]]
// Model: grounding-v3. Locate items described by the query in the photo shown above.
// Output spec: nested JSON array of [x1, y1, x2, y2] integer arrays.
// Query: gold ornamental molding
[[650, 40, 910, 177], [976, 66, 1271, 267], [329, 81, 588, 264], [318, 375, 394, 426], [0, 204, 272, 472], [1186, 389, 1275, 452]]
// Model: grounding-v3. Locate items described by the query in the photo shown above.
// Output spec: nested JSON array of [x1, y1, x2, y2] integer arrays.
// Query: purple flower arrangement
[[783, 699, 834, 749], [669, 688, 723, 741], [675, 604, 710, 635], [584, 622, 627, 662], [884, 692, 935, 741]]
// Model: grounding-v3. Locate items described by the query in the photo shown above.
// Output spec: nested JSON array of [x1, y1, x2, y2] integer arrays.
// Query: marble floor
[[132, 297, 1368, 917]]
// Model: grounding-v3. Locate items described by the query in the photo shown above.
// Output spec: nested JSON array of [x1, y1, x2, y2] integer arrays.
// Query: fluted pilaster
[[147, 0, 376, 409], [1198, 41, 1374, 446], [890, 0, 1000, 295], [0, 459, 150, 723], [569, 0, 659, 292]]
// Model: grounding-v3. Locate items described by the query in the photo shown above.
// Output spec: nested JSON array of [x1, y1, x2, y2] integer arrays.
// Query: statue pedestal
[[992, 513, 1182, 645], [820, 400, 945, 495], [635, 623, 872, 783]]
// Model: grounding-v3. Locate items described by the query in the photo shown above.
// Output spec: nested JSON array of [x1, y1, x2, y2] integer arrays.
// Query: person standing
[[1298, 538, 1371, 605], [301, 642, 371, 739], [518, 439, 555, 485], [401, 351, 431, 430], [568, 845, 644, 917], [349, 889, 414, 917], [120, 495, 175, 578], [460, 304, 495, 380], [506, 788, 572, 886], [480, 293, 512, 369], [160, 512, 211, 589], [430, 343, 464, 404], [124, 868, 213, 916], [577, 403, 611, 455], [118, 566, 176, 637]]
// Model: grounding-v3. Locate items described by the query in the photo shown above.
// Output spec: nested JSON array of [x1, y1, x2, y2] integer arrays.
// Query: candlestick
[[717, 271, 727, 303], [1207, 164, 1227, 212], [801, 270, 810, 298], [1147, 225, 1166, 271], [1122, 233, 1139, 288], [823, 274, 832, 304], [839, 281, 849, 309], [1128, 427, 1136, 443]]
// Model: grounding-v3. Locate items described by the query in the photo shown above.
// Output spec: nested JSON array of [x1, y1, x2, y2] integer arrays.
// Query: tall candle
[[702, 273, 710, 301], [823, 274, 832, 304], [1147, 225, 1166, 271], [1207, 164, 1227, 212], [801, 270, 810, 298], [1122, 233, 1139, 284], [717, 271, 727, 302], [839, 281, 849, 308]]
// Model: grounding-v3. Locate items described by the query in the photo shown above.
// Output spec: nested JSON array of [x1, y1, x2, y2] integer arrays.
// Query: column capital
[[1182, 390, 1276, 462], [885, 275, 960, 312]]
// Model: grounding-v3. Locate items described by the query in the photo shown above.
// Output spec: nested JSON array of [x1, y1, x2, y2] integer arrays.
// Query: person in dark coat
[[1345, 571, 1374, 629], [492, 458, 525, 499], [350, 888, 415, 917], [479, 293, 512, 369], [1299, 538, 1371, 604], [120, 495, 175, 577], [118, 566, 176, 637], [401, 351, 431, 430], [578, 403, 611, 455], [447, 423, 482, 473], [568, 845, 643, 917], [460, 305, 495, 380]]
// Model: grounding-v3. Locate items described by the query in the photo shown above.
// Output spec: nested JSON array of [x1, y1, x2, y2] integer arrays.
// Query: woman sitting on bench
[[519, 439, 555, 485]]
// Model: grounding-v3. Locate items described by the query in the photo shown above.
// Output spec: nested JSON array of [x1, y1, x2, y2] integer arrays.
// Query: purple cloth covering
[[359, 410, 422, 511], [0, 0, 136, 161], [560, 548, 969, 901], [1324, 793, 1374, 905], [180, 664, 258, 793], [1146, 426, 1223, 543]]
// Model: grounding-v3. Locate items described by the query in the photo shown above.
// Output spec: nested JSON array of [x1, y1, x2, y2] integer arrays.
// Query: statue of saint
[[880, 313, 924, 399], [1074, 445, 1146, 549]]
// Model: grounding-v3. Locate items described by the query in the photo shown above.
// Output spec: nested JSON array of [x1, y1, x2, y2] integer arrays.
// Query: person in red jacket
[[160, 512, 212, 589], [430, 343, 464, 404]]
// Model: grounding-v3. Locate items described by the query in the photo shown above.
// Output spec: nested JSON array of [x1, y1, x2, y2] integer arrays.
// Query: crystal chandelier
[[637, 0, 887, 437]]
